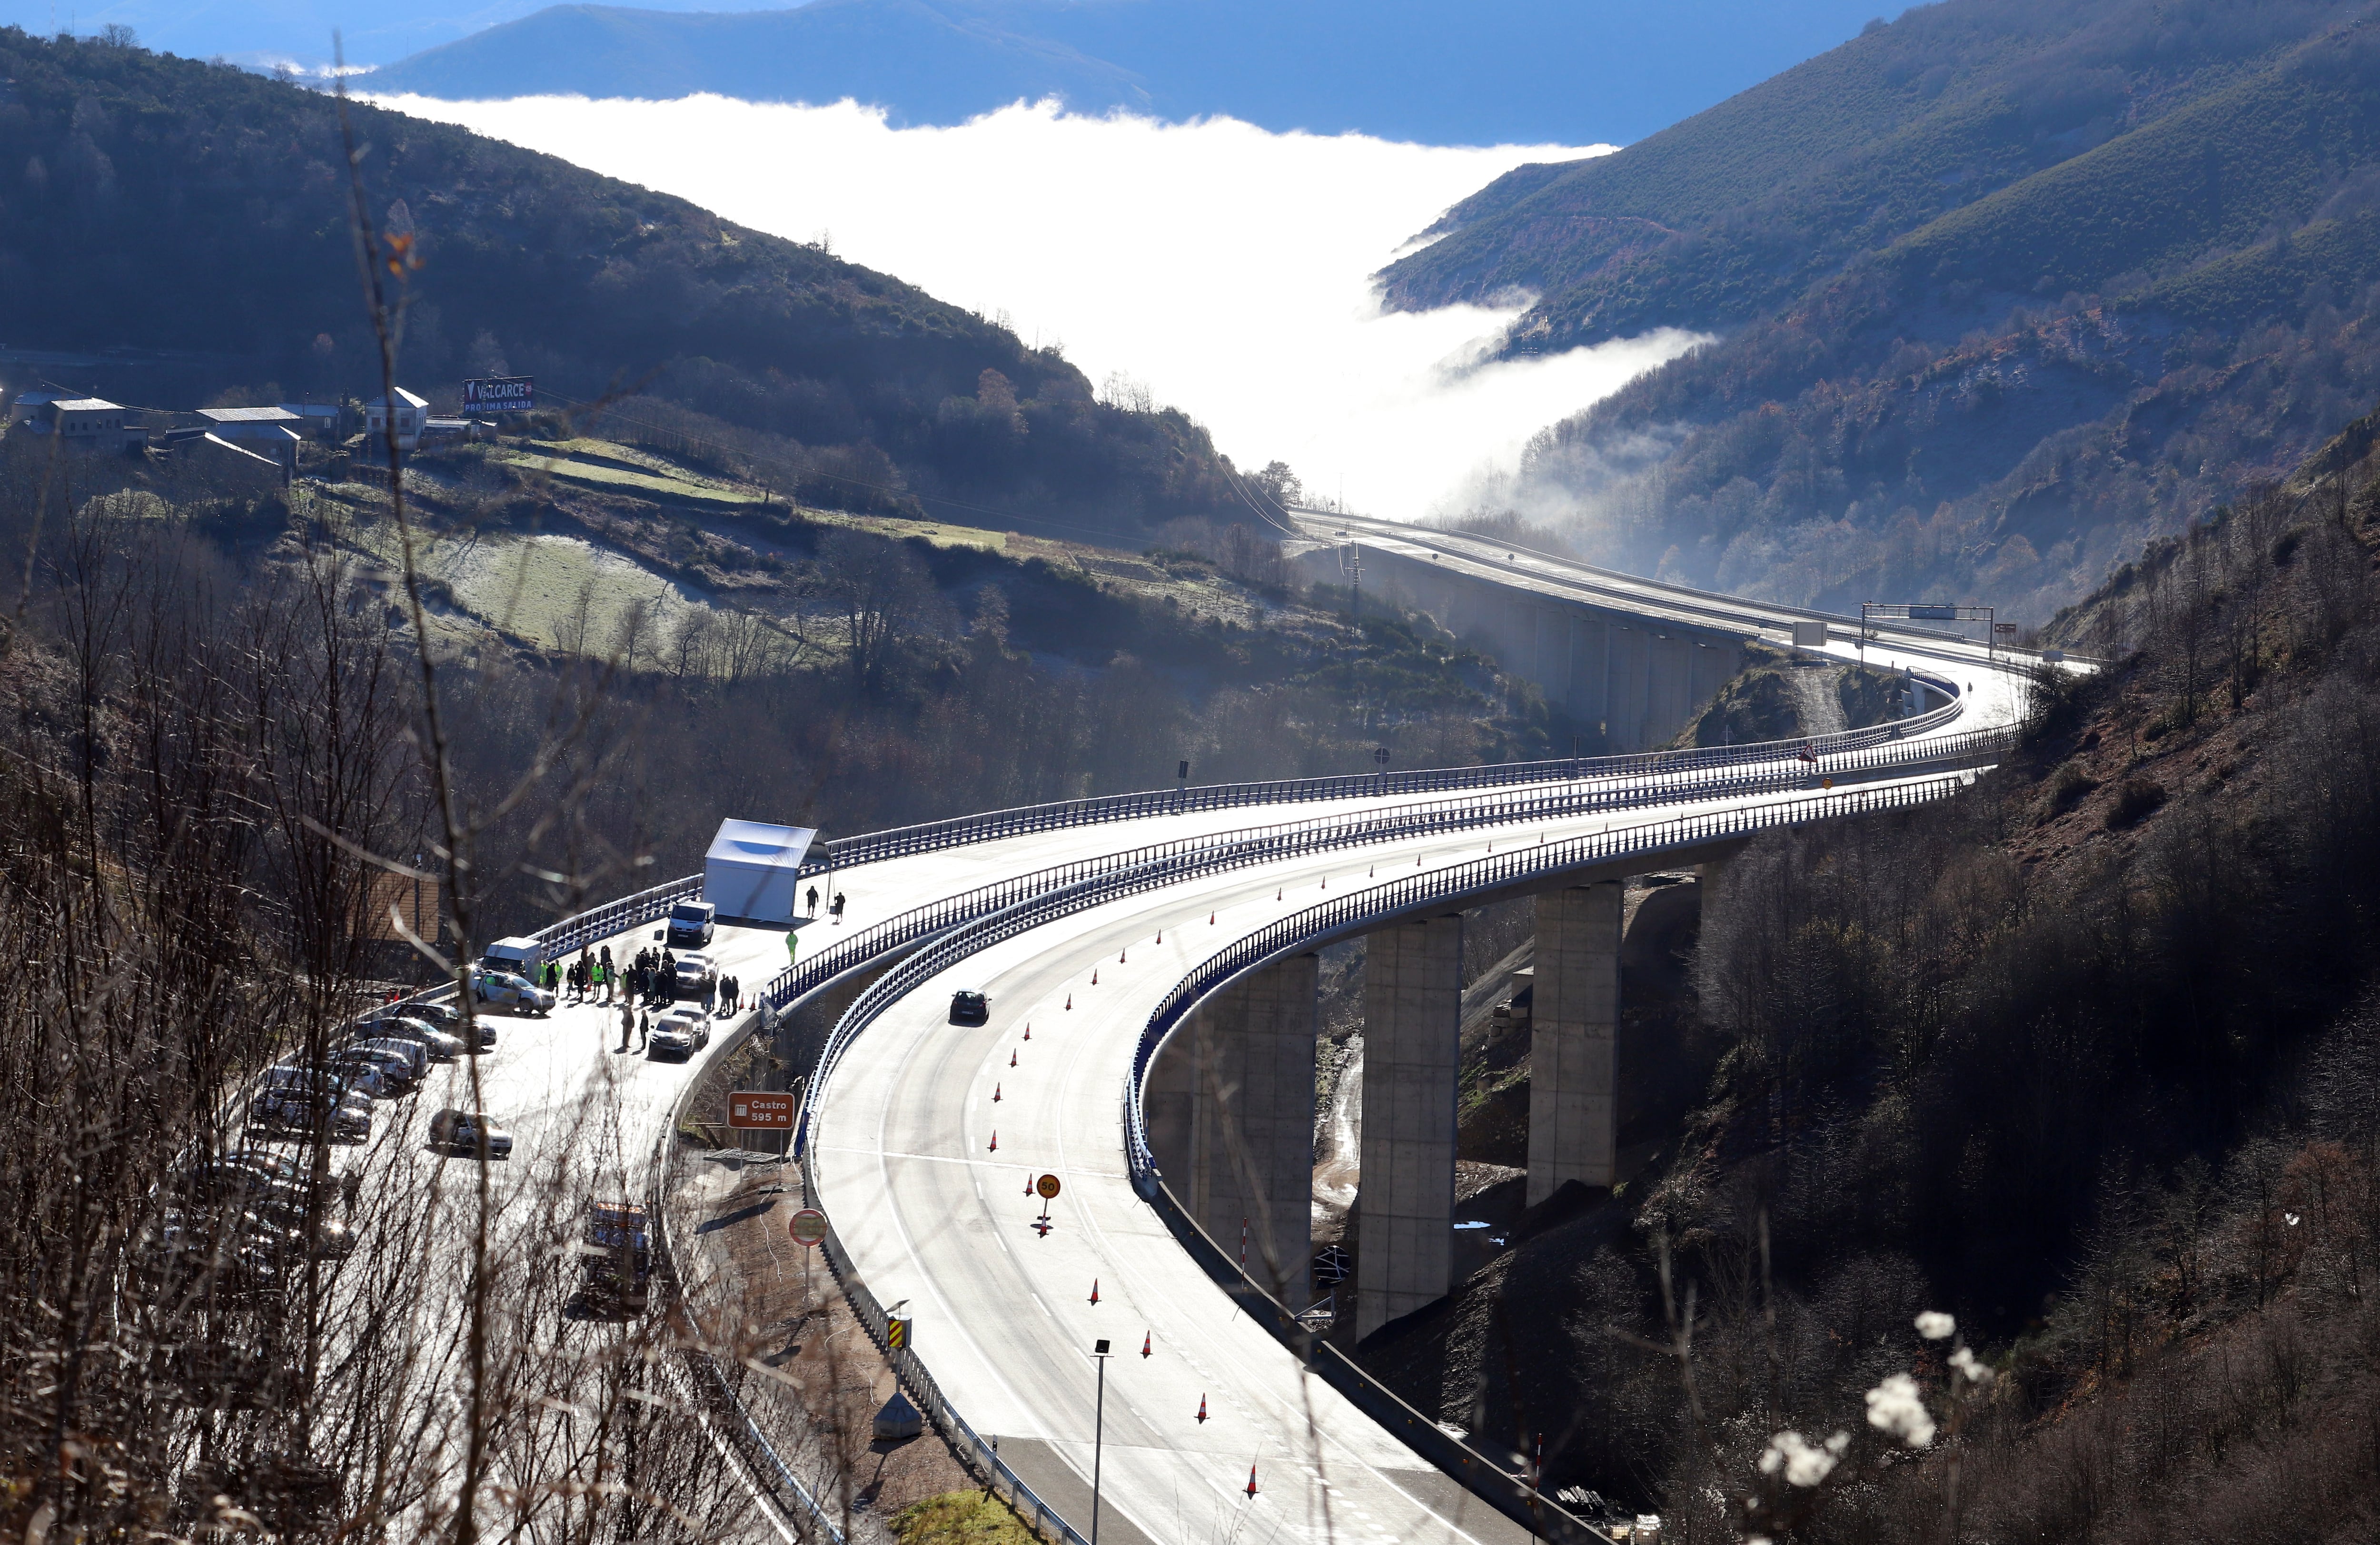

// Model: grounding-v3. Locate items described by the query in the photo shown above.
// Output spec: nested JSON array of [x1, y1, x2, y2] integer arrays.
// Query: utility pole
[[1089, 1339, 1113, 1545]]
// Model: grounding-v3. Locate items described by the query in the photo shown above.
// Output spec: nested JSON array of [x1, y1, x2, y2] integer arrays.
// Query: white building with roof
[[363, 388, 428, 453]]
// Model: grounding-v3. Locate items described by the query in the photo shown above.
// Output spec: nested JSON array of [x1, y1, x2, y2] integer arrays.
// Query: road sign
[[788, 1208, 826, 1248], [1372, 746, 1390, 765], [887, 1316, 912, 1351], [1037, 1173, 1062, 1199], [728, 1091, 795, 1129]]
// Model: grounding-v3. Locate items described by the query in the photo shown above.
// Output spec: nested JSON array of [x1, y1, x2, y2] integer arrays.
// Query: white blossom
[[1914, 1310, 1956, 1340], [1757, 1429, 1850, 1486], [1864, 1373, 1937, 1447], [1948, 1345, 1993, 1384]]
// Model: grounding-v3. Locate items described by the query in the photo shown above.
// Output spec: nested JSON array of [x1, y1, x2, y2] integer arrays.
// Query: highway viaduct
[[527, 527, 2051, 1545]]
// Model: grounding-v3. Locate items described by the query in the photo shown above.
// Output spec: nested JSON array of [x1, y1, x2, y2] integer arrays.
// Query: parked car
[[948, 989, 990, 1026], [579, 1201, 651, 1312], [671, 951, 716, 998], [219, 1147, 350, 1211], [647, 1009, 709, 1059], [319, 1051, 395, 1100], [367, 998, 493, 1050], [370, 1017, 467, 1061], [251, 1068, 371, 1143], [470, 970, 554, 1016], [332, 1042, 418, 1093], [427, 1108, 514, 1159], [344, 1034, 428, 1081], [239, 1191, 358, 1260], [666, 899, 716, 950]]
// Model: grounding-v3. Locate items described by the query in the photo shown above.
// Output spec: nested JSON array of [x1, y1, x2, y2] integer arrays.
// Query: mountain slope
[[363, 0, 1889, 147], [1406, 0, 2380, 621], [0, 28, 1237, 535]]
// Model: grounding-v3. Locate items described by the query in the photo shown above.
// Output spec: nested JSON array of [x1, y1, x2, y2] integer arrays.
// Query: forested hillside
[[1363, 404, 2380, 1540], [0, 29, 1240, 540], [1391, 0, 2380, 621]]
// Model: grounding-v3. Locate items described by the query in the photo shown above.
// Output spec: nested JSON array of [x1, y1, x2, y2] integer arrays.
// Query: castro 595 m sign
[[461, 376, 535, 414]]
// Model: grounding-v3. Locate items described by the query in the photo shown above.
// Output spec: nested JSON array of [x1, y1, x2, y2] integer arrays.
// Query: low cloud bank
[[377, 93, 1703, 521]]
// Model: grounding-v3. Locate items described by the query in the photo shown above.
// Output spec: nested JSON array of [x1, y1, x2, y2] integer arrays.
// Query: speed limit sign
[[788, 1208, 827, 1248], [1036, 1174, 1061, 1200]]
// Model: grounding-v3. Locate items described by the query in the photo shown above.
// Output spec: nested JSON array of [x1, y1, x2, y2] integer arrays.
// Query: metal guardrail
[[799, 1149, 1092, 1545], [796, 694, 1964, 877], [791, 727, 2006, 1156], [647, 1132, 848, 1545], [755, 721, 2003, 1021], [531, 872, 705, 960]]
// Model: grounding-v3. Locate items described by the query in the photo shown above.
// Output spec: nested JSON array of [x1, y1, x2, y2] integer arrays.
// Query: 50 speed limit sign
[[788, 1208, 827, 1248]]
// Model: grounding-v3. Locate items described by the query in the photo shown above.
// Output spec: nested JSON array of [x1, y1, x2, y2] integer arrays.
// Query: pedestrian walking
[[806, 885, 819, 917], [832, 891, 846, 923]]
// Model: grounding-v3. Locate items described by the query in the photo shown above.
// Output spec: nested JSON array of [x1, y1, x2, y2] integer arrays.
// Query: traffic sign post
[[1034, 1173, 1061, 1235], [789, 1206, 826, 1298]]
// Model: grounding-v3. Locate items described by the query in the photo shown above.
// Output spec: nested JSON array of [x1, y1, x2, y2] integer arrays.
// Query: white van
[[480, 936, 544, 978], [666, 900, 716, 949]]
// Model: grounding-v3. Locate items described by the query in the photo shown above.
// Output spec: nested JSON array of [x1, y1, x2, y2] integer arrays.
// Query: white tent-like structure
[[703, 819, 816, 924]]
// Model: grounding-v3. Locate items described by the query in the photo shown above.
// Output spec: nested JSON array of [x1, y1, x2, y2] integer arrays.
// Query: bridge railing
[[797, 695, 1966, 877], [798, 1148, 1091, 1545], [757, 721, 2001, 1022], [789, 726, 2006, 1154]]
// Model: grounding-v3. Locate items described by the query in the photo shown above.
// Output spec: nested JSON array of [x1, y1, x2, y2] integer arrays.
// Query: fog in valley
[[377, 92, 1705, 521]]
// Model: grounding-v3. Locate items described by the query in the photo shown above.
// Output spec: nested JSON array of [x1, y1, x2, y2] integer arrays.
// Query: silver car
[[369, 998, 494, 1049], [345, 1035, 427, 1081], [471, 970, 555, 1016], [370, 1017, 466, 1061], [427, 1108, 514, 1159], [671, 952, 716, 998], [647, 1009, 710, 1058]]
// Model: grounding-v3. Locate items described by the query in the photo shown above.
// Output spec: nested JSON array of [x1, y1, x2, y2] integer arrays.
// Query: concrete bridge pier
[[1146, 952, 1319, 1307], [1356, 914, 1465, 1340], [1526, 882, 1624, 1203]]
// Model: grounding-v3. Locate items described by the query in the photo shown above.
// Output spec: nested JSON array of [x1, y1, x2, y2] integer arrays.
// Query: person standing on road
[[616, 1000, 632, 1053], [636, 1010, 649, 1051], [806, 885, 819, 918], [833, 892, 846, 924]]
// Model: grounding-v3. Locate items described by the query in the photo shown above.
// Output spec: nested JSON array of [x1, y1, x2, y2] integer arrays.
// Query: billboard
[[461, 376, 535, 415], [1907, 603, 1959, 620]]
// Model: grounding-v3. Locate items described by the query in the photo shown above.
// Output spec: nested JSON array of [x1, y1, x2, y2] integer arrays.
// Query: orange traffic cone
[[1089, 1278, 1100, 1305], [1244, 1465, 1259, 1498], [1196, 1395, 1208, 1423], [993, 1083, 1002, 1102], [1368, 863, 1374, 877], [1024, 1023, 1031, 1040], [1025, 1174, 1035, 1195], [1155, 930, 1162, 943], [1275, 887, 1281, 901], [1011, 1050, 1018, 1067], [1092, 968, 1099, 985], [989, 1130, 998, 1151], [1140, 1331, 1151, 1357], [1209, 912, 1215, 924], [1065, 993, 1072, 1010], [1321, 877, 1327, 889]]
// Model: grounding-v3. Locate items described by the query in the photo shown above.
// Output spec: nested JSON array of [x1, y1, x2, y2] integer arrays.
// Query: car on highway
[[647, 1009, 709, 1059], [427, 1108, 514, 1159], [470, 969, 555, 1016], [666, 899, 716, 950], [369, 1016, 467, 1062], [251, 1068, 372, 1143], [948, 989, 989, 1025], [671, 951, 716, 997]]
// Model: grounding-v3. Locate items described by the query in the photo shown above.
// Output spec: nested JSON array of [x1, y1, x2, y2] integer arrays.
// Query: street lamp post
[[1090, 1338, 1113, 1545]]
